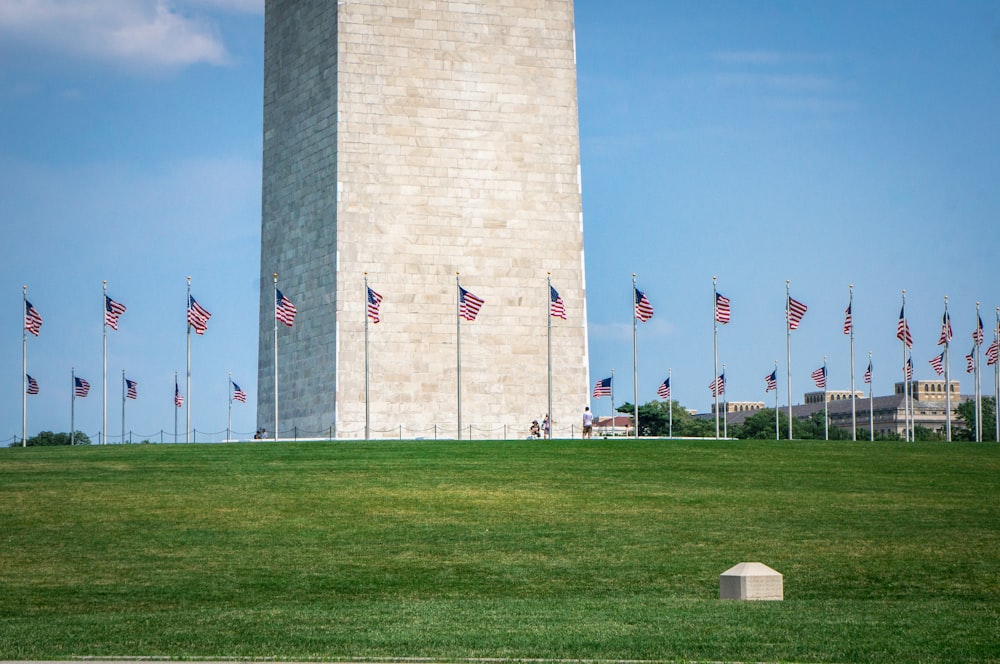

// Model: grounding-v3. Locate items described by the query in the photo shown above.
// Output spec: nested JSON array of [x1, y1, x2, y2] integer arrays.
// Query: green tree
[[733, 408, 792, 440], [954, 397, 996, 441], [617, 401, 714, 438], [17, 431, 91, 447]]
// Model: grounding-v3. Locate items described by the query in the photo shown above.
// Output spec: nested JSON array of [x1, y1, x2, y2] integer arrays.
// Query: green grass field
[[2, 438, 999, 662]]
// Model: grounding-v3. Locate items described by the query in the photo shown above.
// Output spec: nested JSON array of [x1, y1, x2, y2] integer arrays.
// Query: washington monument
[[258, 0, 589, 439]]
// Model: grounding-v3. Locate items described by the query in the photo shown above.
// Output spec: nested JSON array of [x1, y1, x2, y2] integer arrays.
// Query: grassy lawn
[[1, 438, 999, 662]]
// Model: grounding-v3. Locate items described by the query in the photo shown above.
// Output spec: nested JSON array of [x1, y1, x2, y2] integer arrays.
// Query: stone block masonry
[[259, 0, 589, 439]]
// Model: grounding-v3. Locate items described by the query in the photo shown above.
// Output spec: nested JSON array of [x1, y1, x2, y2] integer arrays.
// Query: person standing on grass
[[542, 414, 550, 439], [582, 407, 594, 439]]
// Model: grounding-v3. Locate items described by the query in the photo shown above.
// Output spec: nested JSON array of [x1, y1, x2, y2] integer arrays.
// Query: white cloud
[[0, 0, 231, 68]]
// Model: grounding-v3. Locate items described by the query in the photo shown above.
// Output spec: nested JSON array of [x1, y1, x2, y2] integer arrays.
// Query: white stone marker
[[719, 562, 783, 600]]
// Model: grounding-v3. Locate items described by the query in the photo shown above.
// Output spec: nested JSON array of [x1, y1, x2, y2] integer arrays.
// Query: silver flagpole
[[713, 276, 720, 439], [868, 352, 874, 441], [975, 301, 982, 442], [610, 368, 616, 437], [102, 280, 108, 445], [228, 372, 233, 442], [823, 356, 829, 441], [849, 285, 856, 441], [174, 371, 179, 443], [668, 368, 673, 439], [71, 368, 76, 446], [273, 273, 279, 442], [364, 273, 371, 441], [632, 274, 639, 439], [901, 290, 909, 442], [121, 369, 126, 444], [774, 360, 779, 440], [186, 276, 191, 443], [995, 307, 999, 443], [22, 286, 28, 447], [945, 296, 952, 442], [786, 280, 793, 440], [456, 273, 462, 441], [547, 273, 553, 440]]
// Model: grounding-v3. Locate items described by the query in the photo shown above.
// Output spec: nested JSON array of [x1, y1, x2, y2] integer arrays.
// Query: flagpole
[[456, 273, 462, 441], [273, 273, 279, 442], [547, 273, 553, 441], [102, 280, 108, 445], [774, 360, 779, 440], [849, 285, 856, 441], [944, 296, 952, 441], [364, 273, 371, 441], [901, 290, 909, 442], [632, 274, 639, 439], [975, 301, 982, 442], [22, 286, 28, 447], [786, 280, 793, 440], [868, 352, 874, 441], [228, 372, 233, 442], [186, 277, 192, 443], [71, 368, 76, 446], [611, 368, 616, 437], [668, 368, 673, 439], [994, 307, 999, 443], [713, 276, 720, 439], [823, 356, 829, 441], [121, 369, 126, 444]]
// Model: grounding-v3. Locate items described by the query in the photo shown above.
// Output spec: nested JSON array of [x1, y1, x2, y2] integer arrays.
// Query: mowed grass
[[1, 439, 999, 662]]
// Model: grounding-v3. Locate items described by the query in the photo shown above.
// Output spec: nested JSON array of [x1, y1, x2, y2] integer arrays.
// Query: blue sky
[[2, 1, 999, 442]]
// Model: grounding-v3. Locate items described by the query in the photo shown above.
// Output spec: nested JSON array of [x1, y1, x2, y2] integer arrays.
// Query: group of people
[[528, 408, 597, 439]]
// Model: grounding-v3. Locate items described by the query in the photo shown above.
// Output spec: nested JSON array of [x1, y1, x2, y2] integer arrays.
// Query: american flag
[[550, 285, 566, 320], [811, 365, 827, 389], [657, 377, 671, 400], [26, 374, 39, 395], [843, 303, 852, 335], [715, 292, 731, 324], [275, 288, 297, 327], [459, 286, 484, 321], [787, 296, 807, 330], [232, 381, 247, 403], [74, 376, 90, 398], [965, 347, 976, 374], [634, 287, 654, 322], [905, 357, 913, 380], [764, 369, 777, 393], [125, 378, 138, 400], [105, 295, 127, 330], [896, 306, 913, 348], [187, 295, 212, 334], [24, 300, 43, 336], [175, 381, 184, 407], [367, 286, 383, 323], [929, 352, 944, 376], [938, 311, 953, 346], [709, 373, 725, 397], [987, 339, 998, 366], [973, 315, 984, 345], [593, 376, 612, 398], [864, 360, 872, 385]]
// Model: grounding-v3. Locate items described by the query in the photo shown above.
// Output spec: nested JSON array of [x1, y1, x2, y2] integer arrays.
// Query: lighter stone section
[[719, 562, 784, 601], [259, 0, 589, 439]]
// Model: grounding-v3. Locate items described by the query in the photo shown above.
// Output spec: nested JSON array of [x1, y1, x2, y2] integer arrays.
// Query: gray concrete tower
[[259, 0, 589, 439]]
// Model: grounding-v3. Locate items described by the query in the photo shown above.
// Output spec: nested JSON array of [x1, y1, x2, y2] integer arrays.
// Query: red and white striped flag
[[938, 311, 952, 346], [657, 378, 671, 400], [175, 381, 184, 407], [709, 373, 725, 397], [188, 295, 212, 334], [550, 285, 566, 320], [367, 286, 383, 323], [715, 292, 730, 324], [26, 374, 39, 395], [811, 365, 827, 389], [634, 287, 654, 322], [125, 378, 138, 399], [25, 300, 43, 336], [896, 306, 913, 348], [966, 347, 976, 373], [105, 295, 127, 330], [787, 296, 807, 330], [843, 303, 852, 335], [232, 381, 247, 403], [905, 357, 913, 380], [987, 339, 998, 366], [973, 315, 984, 345], [864, 361, 872, 384], [459, 286, 484, 321], [764, 370, 777, 392], [275, 288, 297, 327]]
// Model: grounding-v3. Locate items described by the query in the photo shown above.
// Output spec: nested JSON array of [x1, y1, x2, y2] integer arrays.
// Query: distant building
[[594, 415, 634, 437], [804, 390, 865, 404], [710, 401, 765, 414]]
